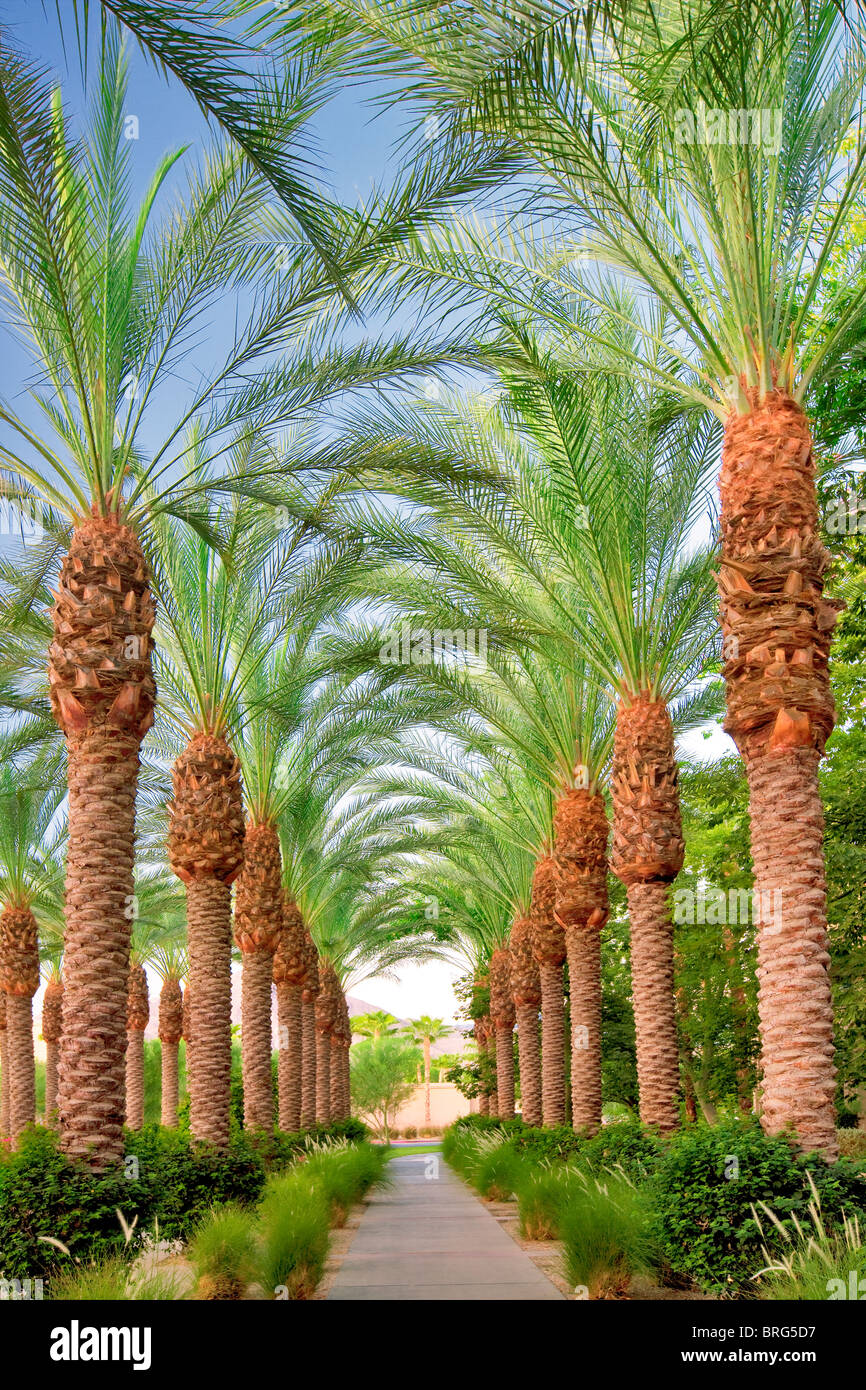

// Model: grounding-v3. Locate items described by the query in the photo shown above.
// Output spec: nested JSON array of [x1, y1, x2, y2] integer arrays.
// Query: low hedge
[[0, 1118, 369, 1282]]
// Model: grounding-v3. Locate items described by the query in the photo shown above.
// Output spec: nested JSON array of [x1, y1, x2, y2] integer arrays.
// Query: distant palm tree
[[151, 943, 187, 1128], [352, 1010, 399, 1041], [403, 1016, 450, 1123]]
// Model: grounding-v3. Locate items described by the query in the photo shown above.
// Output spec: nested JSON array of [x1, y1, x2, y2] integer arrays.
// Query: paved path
[[326, 1153, 564, 1301]]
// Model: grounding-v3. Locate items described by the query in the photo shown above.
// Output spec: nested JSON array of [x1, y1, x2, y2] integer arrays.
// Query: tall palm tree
[[152, 942, 187, 1128], [0, 990, 8, 1139], [0, 36, 377, 1166], [403, 1016, 450, 1123], [0, 752, 65, 1141], [311, 0, 866, 1157]]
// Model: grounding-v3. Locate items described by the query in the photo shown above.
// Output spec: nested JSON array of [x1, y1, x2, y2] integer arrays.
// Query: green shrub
[[187, 1204, 258, 1300], [123, 1126, 266, 1241], [257, 1171, 330, 1299], [579, 1123, 664, 1182], [0, 1126, 155, 1282], [403, 1126, 418, 1139], [561, 1172, 658, 1298], [511, 1124, 584, 1164], [649, 1119, 866, 1294], [517, 1164, 586, 1241]]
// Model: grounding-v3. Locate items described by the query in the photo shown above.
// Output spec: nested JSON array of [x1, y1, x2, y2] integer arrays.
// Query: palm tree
[[403, 1016, 450, 1124], [0, 36, 376, 1166], [352, 1010, 399, 1040], [316, 0, 866, 1157], [0, 751, 65, 1141], [152, 943, 187, 1128]]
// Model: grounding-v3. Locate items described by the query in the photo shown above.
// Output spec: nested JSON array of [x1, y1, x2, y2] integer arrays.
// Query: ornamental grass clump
[[517, 1163, 586, 1242], [256, 1170, 330, 1299], [752, 1175, 866, 1301], [187, 1204, 258, 1301], [473, 1135, 525, 1201], [51, 1257, 186, 1301], [560, 1171, 658, 1299], [302, 1142, 387, 1226]]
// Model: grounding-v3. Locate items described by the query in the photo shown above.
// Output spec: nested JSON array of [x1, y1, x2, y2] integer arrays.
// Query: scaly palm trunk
[[489, 947, 515, 1120], [316, 961, 339, 1123], [0, 993, 8, 1138], [50, 516, 155, 1168], [235, 823, 283, 1133], [531, 855, 566, 1126], [169, 733, 245, 1149], [300, 930, 319, 1128], [1, 906, 40, 1141], [510, 917, 541, 1126], [274, 900, 306, 1132], [158, 977, 183, 1128], [473, 1016, 489, 1116], [330, 1035, 343, 1118], [611, 693, 684, 1133], [486, 1029, 498, 1117], [125, 964, 149, 1132], [553, 788, 609, 1134], [719, 394, 839, 1158], [41, 978, 63, 1126]]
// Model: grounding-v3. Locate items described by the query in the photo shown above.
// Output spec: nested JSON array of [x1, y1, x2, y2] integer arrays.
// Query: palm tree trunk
[[627, 881, 679, 1131], [0, 993, 8, 1138], [186, 876, 233, 1147], [538, 962, 565, 1126], [50, 517, 155, 1169], [240, 951, 273, 1132], [341, 1037, 351, 1117], [484, 1027, 498, 1117], [315, 1026, 331, 1123], [554, 788, 608, 1134], [158, 977, 183, 1128], [125, 964, 149, 1132], [510, 917, 541, 1126], [44, 1039, 59, 1123], [515, 1004, 541, 1125], [531, 855, 567, 1126], [235, 823, 283, 1134], [300, 992, 317, 1127], [276, 980, 302, 1131], [41, 978, 63, 1127], [161, 1041, 179, 1127], [125, 1030, 145, 1130], [611, 693, 684, 1134], [494, 1027, 515, 1119], [6, 995, 35, 1138], [748, 749, 837, 1156], [59, 735, 140, 1165], [489, 947, 515, 1120], [565, 927, 602, 1134], [719, 394, 839, 1158], [330, 1036, 343, 1118], [169, 733, 245, 1151]]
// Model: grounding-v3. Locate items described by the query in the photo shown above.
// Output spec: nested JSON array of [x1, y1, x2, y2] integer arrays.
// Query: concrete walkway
[[326, 1153, 565, 1301]]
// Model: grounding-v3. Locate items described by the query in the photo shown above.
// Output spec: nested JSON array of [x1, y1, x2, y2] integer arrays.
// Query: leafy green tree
[[349, 1035, 420, 1143]]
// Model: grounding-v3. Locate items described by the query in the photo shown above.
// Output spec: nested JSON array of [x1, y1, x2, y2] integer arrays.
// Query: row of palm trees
[[0, 0, 862, 1165]]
